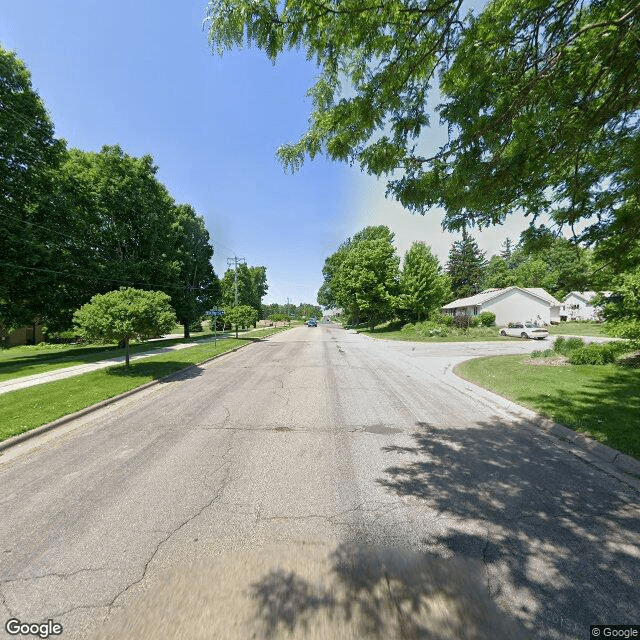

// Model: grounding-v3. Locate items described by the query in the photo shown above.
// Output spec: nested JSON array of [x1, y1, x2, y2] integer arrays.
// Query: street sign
[[206, 309, 225, 316]]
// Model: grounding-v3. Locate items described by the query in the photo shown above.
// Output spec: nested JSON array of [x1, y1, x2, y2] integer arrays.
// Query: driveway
[[0, 325, 637, 639]]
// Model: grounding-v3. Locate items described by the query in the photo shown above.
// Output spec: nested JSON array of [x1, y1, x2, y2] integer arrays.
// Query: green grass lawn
[[356, 322, 520, 343], [456, 355, 640, 459], [0, 326, 287, 444], [0, 332, 232, 383], [547, 321, 608, 337]]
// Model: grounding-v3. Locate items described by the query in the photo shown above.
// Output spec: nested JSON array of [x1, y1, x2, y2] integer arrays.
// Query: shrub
[[530, 349, 555, 358], [452, 315, 471, 330], [189, 320, 204, 332], [553, 336, 585, 355], [401, 323, 415, 332], [568, 343, 616, 365], [428, 327, 449, 337], [478, 311, 496, 327], [433, 312, 454, 327], [469, 316, 481, 328]]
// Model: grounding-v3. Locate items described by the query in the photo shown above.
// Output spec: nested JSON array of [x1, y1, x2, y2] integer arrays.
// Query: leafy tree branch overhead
[[206, 0, 640, 268]]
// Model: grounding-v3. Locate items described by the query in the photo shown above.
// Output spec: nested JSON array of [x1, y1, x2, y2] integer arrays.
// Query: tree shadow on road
[[377, 419, 640, 638], [248, 543, 529, 640]]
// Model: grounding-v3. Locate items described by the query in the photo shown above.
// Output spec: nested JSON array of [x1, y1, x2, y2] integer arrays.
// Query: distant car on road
[[499, 322, 549, 339], [307, 317, 318, 327]]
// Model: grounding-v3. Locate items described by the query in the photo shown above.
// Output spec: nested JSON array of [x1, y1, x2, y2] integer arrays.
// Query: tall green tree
[[331, 229, 400, 330], [0, 46, 68, 331], [168, 204, 220, 338], [398, 242, 450, 322], [207, 0, 639, 269], [446, 231, 486, 299], [318, 226, 396, 310], [220, 263, 267, 317]]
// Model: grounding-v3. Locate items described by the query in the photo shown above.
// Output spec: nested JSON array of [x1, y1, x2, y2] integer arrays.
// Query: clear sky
[[1, 0, 531, 305]]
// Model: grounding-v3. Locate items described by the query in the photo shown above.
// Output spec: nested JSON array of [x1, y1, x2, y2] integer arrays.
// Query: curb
[[0, 339, 262, 454], [356, 332, 640, 481], [451, 366, 640, 481]]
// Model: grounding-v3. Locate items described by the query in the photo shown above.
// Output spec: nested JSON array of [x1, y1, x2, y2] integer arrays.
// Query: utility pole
[[227, 256, 246, 306]]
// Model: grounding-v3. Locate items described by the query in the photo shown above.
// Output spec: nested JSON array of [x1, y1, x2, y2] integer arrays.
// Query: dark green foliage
[[446, 230, 486, 299], [478, 312, 496, 327], [567, 342, 630, 365], [206, 0, 640, 273], [397, 242, 450, 323]]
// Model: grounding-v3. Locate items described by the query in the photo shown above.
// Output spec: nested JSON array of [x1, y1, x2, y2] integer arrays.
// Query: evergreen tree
[[446, 231, 486, 299]]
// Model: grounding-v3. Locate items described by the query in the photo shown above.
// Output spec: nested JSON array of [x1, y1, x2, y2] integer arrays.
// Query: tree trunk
[[183, 322, 190, 339], [125, 337, 130, 368], [235, 324, 238, 338]]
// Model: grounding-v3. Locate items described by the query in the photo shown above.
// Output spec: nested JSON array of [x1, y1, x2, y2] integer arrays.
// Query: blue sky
[[1, 0, 530, 305]]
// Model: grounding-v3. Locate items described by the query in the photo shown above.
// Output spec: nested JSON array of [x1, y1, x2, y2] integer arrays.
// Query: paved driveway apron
[[0, 326, 638, 639]]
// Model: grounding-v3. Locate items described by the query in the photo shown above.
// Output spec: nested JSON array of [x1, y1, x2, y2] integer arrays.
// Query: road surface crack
[[107, 459, 233, 612], [1, 567, 113, 584]]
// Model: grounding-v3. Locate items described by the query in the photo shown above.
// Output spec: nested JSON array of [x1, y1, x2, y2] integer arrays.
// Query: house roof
[[562, 291, 599, 303], [442, 287, 561, 310]]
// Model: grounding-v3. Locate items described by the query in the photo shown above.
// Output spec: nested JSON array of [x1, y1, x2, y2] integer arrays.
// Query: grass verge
[[0, 332, 237, 382], [0, 327, 287, 444], [456, 355, 640, 459]]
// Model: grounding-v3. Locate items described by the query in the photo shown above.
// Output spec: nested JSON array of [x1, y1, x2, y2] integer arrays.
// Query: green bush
[[478, 311, 496, 327], [433, 313, 454, 327], [553, 336, 585, 355], [428, 327, 449, 337], [189, 320, 204, 333], [568, 343, 616, 365], [469, 316, 481, 328], [401, 323, 415, 332], [531, 349, 555, 358]]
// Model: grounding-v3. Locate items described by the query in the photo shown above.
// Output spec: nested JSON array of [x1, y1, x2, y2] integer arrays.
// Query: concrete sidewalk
[[0, 334, 231, 395]]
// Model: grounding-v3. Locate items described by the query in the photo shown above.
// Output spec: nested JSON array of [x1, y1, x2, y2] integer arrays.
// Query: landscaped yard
[[547, 321, 608, 337], [0, 326, 288, 444], [356, 321, 520, 343], [456, 354, 640, 459], [0, 331, 229, 382]]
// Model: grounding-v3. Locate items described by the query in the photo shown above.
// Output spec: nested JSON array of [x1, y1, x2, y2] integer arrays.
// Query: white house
[[442, 287, 562, 325], [561, 291, 608, 321]]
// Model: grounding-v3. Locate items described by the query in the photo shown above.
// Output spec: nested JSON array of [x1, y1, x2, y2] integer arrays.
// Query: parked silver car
[[499, 322, 549, 339]]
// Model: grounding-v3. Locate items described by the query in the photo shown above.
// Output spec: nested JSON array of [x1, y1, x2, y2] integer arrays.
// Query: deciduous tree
[[398, 242, 450, 322], [206, 0, 640, 268], [73, 288, 177, 367]]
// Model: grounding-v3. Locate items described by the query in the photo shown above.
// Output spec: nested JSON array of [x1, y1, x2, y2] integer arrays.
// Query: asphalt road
[[0, 324, 638, 639]]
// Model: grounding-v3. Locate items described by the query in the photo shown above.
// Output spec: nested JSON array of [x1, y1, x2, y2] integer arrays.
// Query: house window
[[473, 306, 479, 315]]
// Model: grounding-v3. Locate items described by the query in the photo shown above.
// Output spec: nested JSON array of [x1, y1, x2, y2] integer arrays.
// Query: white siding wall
[[563, 294, 596, 320], [482, 290, 551, 325]]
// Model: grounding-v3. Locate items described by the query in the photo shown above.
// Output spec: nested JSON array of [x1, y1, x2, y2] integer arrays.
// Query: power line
[[226, 256, 246, 305], [0, 260, 196, 292]]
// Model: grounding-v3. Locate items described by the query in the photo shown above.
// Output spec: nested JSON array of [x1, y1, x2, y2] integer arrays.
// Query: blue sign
[[206, 309, 225, 316]]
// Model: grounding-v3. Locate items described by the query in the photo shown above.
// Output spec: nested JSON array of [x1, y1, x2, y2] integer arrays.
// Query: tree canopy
[[206, 0, 640, 269], [398, 242, 450, 322], [73, 288, 177, 367]]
